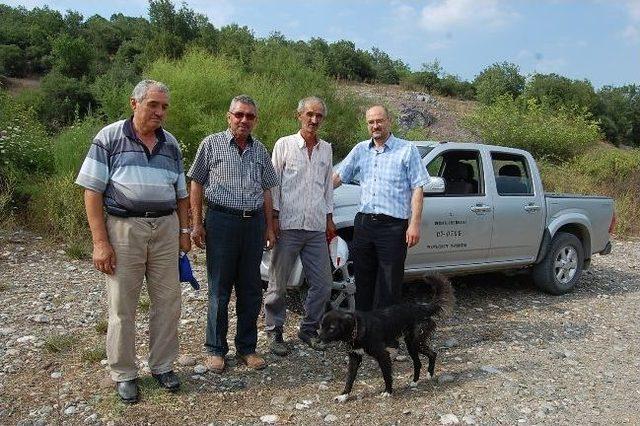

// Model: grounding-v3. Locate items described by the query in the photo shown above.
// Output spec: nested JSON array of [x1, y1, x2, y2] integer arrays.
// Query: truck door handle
[[524, 203, 541, 212], [470, 204, 492, 213]]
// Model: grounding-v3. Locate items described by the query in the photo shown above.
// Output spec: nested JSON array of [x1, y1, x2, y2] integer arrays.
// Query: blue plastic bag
[[179, 252, 200, 290]]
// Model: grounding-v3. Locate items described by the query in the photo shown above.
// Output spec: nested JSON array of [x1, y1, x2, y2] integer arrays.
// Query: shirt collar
[[225, 128, 254, 147], [368, 133, 396, 151], [124, 117, 167, 144], [296, 131, 321, 150]]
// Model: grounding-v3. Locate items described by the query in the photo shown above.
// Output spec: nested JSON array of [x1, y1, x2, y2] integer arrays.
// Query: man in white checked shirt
[[263, 96, 335, 355]]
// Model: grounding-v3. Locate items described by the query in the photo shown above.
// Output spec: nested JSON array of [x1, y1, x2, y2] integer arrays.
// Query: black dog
[[319, 274, 454, 401]]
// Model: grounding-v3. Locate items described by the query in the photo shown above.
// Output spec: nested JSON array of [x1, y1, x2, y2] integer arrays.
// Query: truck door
[[489, 152, 545, 261], [408, 148, 493, 269]]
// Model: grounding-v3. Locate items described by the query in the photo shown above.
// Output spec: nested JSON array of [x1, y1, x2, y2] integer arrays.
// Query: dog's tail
[[419, 274, 455, 318]]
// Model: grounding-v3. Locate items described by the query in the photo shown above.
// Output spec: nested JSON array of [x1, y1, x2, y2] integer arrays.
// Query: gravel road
[[1, 228, 638, 425]]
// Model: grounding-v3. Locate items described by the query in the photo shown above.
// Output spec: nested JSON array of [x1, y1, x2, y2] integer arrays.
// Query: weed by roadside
[[94, 318, 108, 335], [65, 242, 90, 260], [81, 345, 106, 363], [44, 334, 77, 353], [138, 296, 150, 313]]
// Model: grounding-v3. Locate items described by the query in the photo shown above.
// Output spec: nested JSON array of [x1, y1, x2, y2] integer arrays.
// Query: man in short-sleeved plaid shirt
[[188, 95, 278, 373], [334, 105, 429, 351]]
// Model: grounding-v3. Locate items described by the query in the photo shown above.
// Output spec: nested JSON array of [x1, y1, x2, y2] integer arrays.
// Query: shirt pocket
[[313, 159, 329, 189], [251, 159, 265, 186]]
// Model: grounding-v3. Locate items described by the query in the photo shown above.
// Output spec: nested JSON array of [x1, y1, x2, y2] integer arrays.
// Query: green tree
[[327, 40, 374, 81], [524, 73, 597, 112], [595, 85, 640, 146], [369, 47, 406, 84], [0, 44, 27, 77], [38, 71, 97, 131], [218, 24, 256, 70], [51, 34, 95, 79], [474, 61, 525, 104]]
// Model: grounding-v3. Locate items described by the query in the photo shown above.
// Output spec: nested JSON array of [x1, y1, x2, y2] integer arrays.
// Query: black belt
[[358, 212, 405, 223], [209, 203, 261, 218], [106, 207, 174, 218]]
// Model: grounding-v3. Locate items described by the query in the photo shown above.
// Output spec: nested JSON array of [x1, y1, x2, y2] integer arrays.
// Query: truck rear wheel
[[533, 232, 584, 295]]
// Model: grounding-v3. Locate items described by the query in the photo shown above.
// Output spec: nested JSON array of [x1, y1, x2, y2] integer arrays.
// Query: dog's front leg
[[371, 348, 393, 395], [335, 351, 363, 402]]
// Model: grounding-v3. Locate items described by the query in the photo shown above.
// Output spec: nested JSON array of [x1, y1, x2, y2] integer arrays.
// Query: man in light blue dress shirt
[[334, 105, 429, 337]]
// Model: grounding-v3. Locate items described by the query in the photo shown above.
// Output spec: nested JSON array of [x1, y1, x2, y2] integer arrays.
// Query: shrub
[[27, 171, 89, 243], [539, 147, 640, 236], [147, 49, 367, 163], [91, 63, 138, 122], [463, 96, 601, 161], [53, 116, 104, 174], [0, 90, 53, 174]]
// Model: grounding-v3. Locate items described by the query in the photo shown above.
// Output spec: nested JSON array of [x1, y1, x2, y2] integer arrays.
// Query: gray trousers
[[264, 229, 332, 335]]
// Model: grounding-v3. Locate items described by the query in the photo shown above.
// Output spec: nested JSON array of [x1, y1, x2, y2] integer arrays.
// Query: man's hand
[[93, 241, 116, 275], [265, 227, 276, 250], [273, 218, 281, 240], [191, 223, 206, 249], [326, 217, 337, 241], [406, 223, 420, 248], [179, 233, 191, 253]]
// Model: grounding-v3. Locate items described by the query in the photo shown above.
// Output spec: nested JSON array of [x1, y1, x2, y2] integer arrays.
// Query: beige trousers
[[105, 213, 181, 382]]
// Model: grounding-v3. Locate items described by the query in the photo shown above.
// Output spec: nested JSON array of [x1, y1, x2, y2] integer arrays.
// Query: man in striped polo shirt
[[76, 80, 191, 404], [264, 96, 335, 355], [188, 95, 278, 373]]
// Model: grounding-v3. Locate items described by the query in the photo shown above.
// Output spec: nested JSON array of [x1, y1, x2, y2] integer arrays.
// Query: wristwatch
[[179, 227, 192, 234]]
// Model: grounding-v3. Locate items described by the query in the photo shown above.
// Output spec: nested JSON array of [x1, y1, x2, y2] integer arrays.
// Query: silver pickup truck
[[261, 142, 615, 307]]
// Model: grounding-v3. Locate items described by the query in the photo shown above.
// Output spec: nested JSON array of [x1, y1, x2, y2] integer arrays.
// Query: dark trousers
[[204, 209, 265, 357], [352, 212, 408, 312]]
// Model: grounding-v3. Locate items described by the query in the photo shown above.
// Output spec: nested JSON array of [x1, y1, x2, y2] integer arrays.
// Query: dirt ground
[[1, 228, 639, 425]]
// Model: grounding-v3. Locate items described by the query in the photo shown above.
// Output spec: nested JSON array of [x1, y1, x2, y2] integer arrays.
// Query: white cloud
[[621, 24, 640, 43], [626, 0, 640, 20], [419, 0, 518, 33]]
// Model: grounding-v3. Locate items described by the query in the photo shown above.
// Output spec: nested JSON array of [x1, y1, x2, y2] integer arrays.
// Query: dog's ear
[[323, 301, 333, 313]]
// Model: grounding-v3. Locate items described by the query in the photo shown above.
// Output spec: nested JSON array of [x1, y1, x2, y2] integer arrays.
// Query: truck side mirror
[[424, 177, 445, 194]]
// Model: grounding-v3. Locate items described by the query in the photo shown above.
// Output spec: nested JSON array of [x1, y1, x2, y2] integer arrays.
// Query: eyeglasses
[[228, 111, 257, 121]]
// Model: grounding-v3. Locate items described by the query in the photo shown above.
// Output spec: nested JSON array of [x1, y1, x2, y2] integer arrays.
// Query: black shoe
[[298, 330, 326, 351], [152, 371, 180, 392], [268, 331, 289, 356], [116, 379, 139, 404]]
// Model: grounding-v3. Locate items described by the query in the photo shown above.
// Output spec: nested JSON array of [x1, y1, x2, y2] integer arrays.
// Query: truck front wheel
[[533, 232, 584, 295]]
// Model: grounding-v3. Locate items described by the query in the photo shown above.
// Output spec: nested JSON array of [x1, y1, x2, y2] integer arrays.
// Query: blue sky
[[4, 0, 639, 88]]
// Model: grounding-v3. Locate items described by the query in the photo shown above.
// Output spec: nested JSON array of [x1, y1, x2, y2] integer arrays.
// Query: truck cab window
[[491, 152, 533, 195], [427, 150, 482, 196]]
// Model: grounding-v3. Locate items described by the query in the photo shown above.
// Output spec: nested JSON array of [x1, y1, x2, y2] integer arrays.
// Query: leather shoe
[[152, 371, 180, 392], [204, 355, 225, 373], [116, 379, 138, 404], [236, 353, 266, 370]]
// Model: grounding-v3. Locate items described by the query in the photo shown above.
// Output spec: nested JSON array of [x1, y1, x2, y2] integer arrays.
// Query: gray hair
[[229, 95, 258, 112], [131, 79, 170, 102], [297, 96, 327, 116]]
